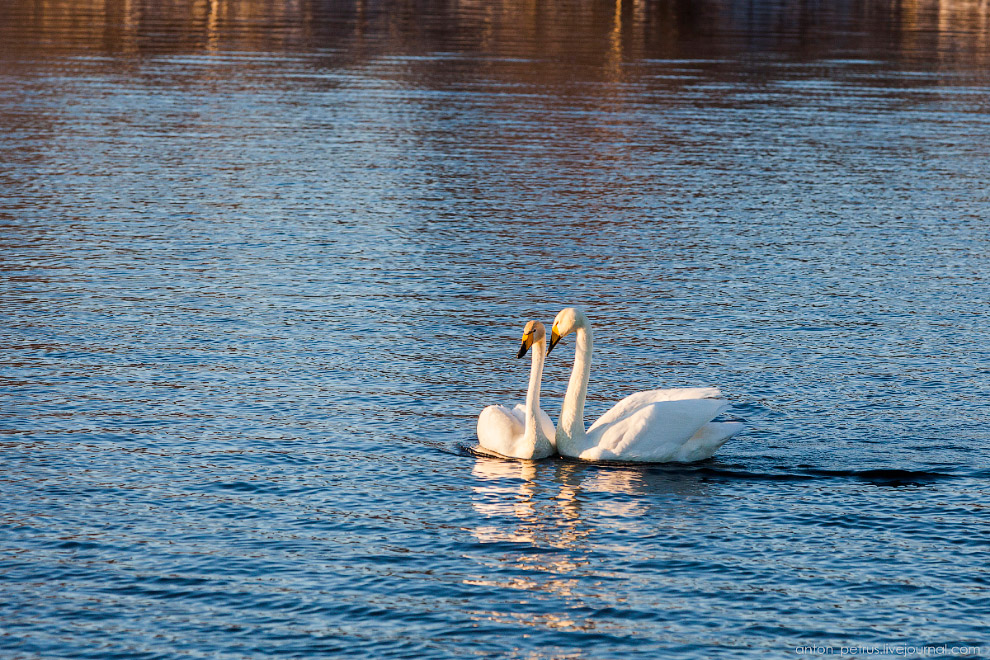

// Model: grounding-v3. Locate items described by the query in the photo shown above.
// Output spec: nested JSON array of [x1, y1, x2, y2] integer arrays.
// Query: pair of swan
[[476, 308, 743, 462]]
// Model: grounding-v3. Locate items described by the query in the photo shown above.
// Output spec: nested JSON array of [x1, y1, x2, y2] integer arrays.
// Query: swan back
[[588, 387, 724, 433], [582, 398, 729, 462]]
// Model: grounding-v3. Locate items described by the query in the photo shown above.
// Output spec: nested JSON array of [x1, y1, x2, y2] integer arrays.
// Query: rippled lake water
[[2, 1, 990, 658]]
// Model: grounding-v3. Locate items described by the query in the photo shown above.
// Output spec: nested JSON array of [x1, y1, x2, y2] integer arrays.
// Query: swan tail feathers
[[673, 421, 744, 462]]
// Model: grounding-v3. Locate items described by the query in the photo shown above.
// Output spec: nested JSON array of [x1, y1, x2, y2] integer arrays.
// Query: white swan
[[546, 307, 742, 462], [476, 321, 556, 460]]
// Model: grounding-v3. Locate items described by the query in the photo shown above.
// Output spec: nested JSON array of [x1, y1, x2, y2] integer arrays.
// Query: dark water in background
[[2, 0, 990, 657]]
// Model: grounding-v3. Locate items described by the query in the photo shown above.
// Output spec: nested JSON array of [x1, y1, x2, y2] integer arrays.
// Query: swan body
[[477, 321, 556, 460], [547, 307, 742, 462]]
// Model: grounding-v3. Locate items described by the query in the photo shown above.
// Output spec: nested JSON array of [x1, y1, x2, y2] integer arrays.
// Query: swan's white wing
[[588, 387, 723, 433], [477, 404, 555, 459], [673, 421, 744, 462], [477, 404, 525, 456], [581, 398, 728, 462]]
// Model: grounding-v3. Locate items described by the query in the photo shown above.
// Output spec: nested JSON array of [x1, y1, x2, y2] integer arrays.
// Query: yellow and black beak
[[517, 331, 534, 359], [546, 325, 562, 356]]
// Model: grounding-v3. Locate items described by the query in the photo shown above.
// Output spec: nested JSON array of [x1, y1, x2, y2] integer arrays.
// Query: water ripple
[[3, 0, 990, 658]]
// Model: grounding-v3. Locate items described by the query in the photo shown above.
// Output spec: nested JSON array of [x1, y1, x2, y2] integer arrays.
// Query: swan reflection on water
[[464, 456, 719, 631], [465, 457, 591, 628], [468, 455, 716, 547]]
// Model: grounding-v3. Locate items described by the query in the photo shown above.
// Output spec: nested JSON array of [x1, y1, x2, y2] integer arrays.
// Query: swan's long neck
[[557, 323, 592, 454], [523, 336, 552, 452]]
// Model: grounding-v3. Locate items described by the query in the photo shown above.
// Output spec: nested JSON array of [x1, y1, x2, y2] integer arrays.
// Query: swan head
[[517, 320, 546, 359], [547, 307, 587, 355]]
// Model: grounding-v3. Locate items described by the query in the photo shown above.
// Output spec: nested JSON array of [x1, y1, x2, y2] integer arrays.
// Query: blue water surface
[[1, 1, 989, 658]]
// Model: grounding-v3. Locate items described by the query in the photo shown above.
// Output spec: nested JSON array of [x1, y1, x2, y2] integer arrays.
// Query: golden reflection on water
[[467, 459, 593, 616], [469, 456, 715, 538], [465, 457, 721, 633], [470, 457, 667, 545], [470, 458, 542, 542], [2, 0, 988, 67]]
